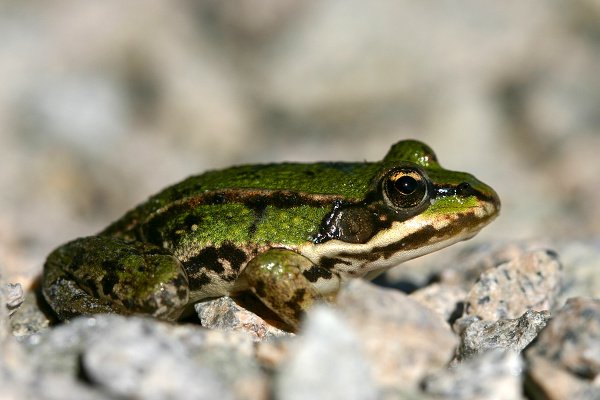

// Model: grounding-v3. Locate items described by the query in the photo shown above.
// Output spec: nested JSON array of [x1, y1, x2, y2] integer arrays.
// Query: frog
[[42, 140, 500, 329]]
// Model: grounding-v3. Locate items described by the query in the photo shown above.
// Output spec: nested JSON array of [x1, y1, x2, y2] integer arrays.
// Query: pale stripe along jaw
[[299, 179, 500, 282]]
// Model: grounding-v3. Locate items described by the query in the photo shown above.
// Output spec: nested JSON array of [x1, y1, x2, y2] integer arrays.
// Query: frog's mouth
[[300, 200, 499, 278]]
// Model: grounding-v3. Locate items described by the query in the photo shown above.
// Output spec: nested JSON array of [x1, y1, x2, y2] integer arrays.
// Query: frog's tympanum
[[43, 140, 500, 328]]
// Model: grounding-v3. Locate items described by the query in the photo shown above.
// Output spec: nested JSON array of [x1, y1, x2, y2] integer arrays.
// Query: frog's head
[[304, 139, 501, 278]]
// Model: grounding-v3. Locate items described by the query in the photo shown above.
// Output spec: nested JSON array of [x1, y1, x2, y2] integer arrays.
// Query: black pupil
[[395, 175, 418, 194]]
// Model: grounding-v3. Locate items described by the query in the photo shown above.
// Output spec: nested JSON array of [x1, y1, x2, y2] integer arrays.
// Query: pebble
[[10, 290, 51, 337], [195, 295, 292, 341], [455, 309, 550, 361], [3, 283, 24, 314], [82, 320, 233, 400], [463, 250, 562, 321], [20, 315, 265, 400], [556, 241, 600, 304], [527, 297, 600, 379], [524, 297, 600, 399], [276, 306, 378, 400], [423, 350, 524, 400], [0, 277, 30, 399], [436, 242, 540, 289], [410, 283, 467, 322], [335, 280, 458, 390], [526, 355, 600, 400]]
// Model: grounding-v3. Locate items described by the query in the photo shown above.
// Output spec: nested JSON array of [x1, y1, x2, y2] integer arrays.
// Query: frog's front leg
[[241, 249, 340, 330], [42, 236, 189, 321]]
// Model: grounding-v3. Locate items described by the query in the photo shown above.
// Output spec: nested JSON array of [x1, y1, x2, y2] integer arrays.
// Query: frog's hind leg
[[241, 249, 340, 330], [42, 236, 189, 321]]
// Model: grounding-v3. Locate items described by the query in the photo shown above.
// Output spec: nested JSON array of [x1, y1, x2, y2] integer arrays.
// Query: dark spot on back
[[303, 265, 333, 282], [248, 205, 267, 236], [319, 257, 350, 270], [184, 213, 203, 228], [185, 247, 224, 273], [219, 242, 247, 273], [188, 272, 211, 289]]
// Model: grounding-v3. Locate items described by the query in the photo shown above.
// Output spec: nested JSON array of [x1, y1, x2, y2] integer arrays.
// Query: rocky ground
[[3, 241, 600, 399], [2, 1, 600, 399]]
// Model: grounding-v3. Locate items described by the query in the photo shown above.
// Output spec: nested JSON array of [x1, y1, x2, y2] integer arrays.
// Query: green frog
[[42, 140, 500, 328]]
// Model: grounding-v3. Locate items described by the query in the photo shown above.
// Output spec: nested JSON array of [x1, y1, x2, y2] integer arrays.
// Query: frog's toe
[[137, 266, 190, 321], [42, 274, 117, 321]]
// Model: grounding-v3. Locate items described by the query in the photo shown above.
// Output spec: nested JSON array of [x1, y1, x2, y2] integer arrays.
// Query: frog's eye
[[382, 167, 430, 211]]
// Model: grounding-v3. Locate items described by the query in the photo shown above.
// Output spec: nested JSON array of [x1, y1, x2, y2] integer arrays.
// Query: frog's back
[[103, 162, 380, 241], [154, 161, 380, 204]]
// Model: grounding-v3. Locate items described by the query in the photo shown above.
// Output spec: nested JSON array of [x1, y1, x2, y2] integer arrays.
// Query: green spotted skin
[[42, 140, 500, 326]]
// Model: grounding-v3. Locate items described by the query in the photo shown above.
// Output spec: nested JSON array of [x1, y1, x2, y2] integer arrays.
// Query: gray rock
[[463, 250, 562, 321], [82, 321, 232, 400], [10, 291, 50, 337], [3, 283, 24, 314], [276, 306, 378, 400], [527, 297, 600, 379], [524, 297, 600, 399], [335, 280, 457, 390], [195, 296, 292, 341], [435, 242, 550, 289], [423, 350, 524, 400], [382, 242, 548, 296], [0, 276, 10, 343], [556, 241, 600, 303], [0, 275, 29, 400], [22, 315, 267, 400], [455, 310, 550, 361]]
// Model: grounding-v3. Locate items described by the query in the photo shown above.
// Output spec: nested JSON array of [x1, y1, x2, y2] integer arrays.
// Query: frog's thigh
[[42, 236, 189, 321], [242, 249, 339, 330]]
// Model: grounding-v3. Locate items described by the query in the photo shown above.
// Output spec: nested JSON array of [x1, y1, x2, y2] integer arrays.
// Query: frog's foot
[[242, 249, 340, 330], [42, 236, 189, 321]]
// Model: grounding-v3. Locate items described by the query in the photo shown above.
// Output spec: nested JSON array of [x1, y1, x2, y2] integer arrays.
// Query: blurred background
[[1, 1, 599, 284]]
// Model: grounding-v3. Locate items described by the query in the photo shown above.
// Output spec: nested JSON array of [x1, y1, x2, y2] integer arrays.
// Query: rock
[[276, 306, 378, 400], [3, 283, 23, 315], [21, 374, 114, 400], [381, 242, 547, 296], [195, 296, 292, 341], [0, 275, 29, 399], [527, 297, 600, 379], [255, 337, 291, 371], [556, 241, 600, 303], [178, 327, 270, 400], [82, 322, 233, 400], [10, 291, 50, 337], [435, 242, 549, 289], [410, 283, 467, 322], [455, 310, 550, 361], [463, 250, 562, 321], [423, 350, 524, 400], [525, 297, 600, 399], [335, 280, 458, 390], [526, 355, 600, 400], [22, 315, 266, 400]]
